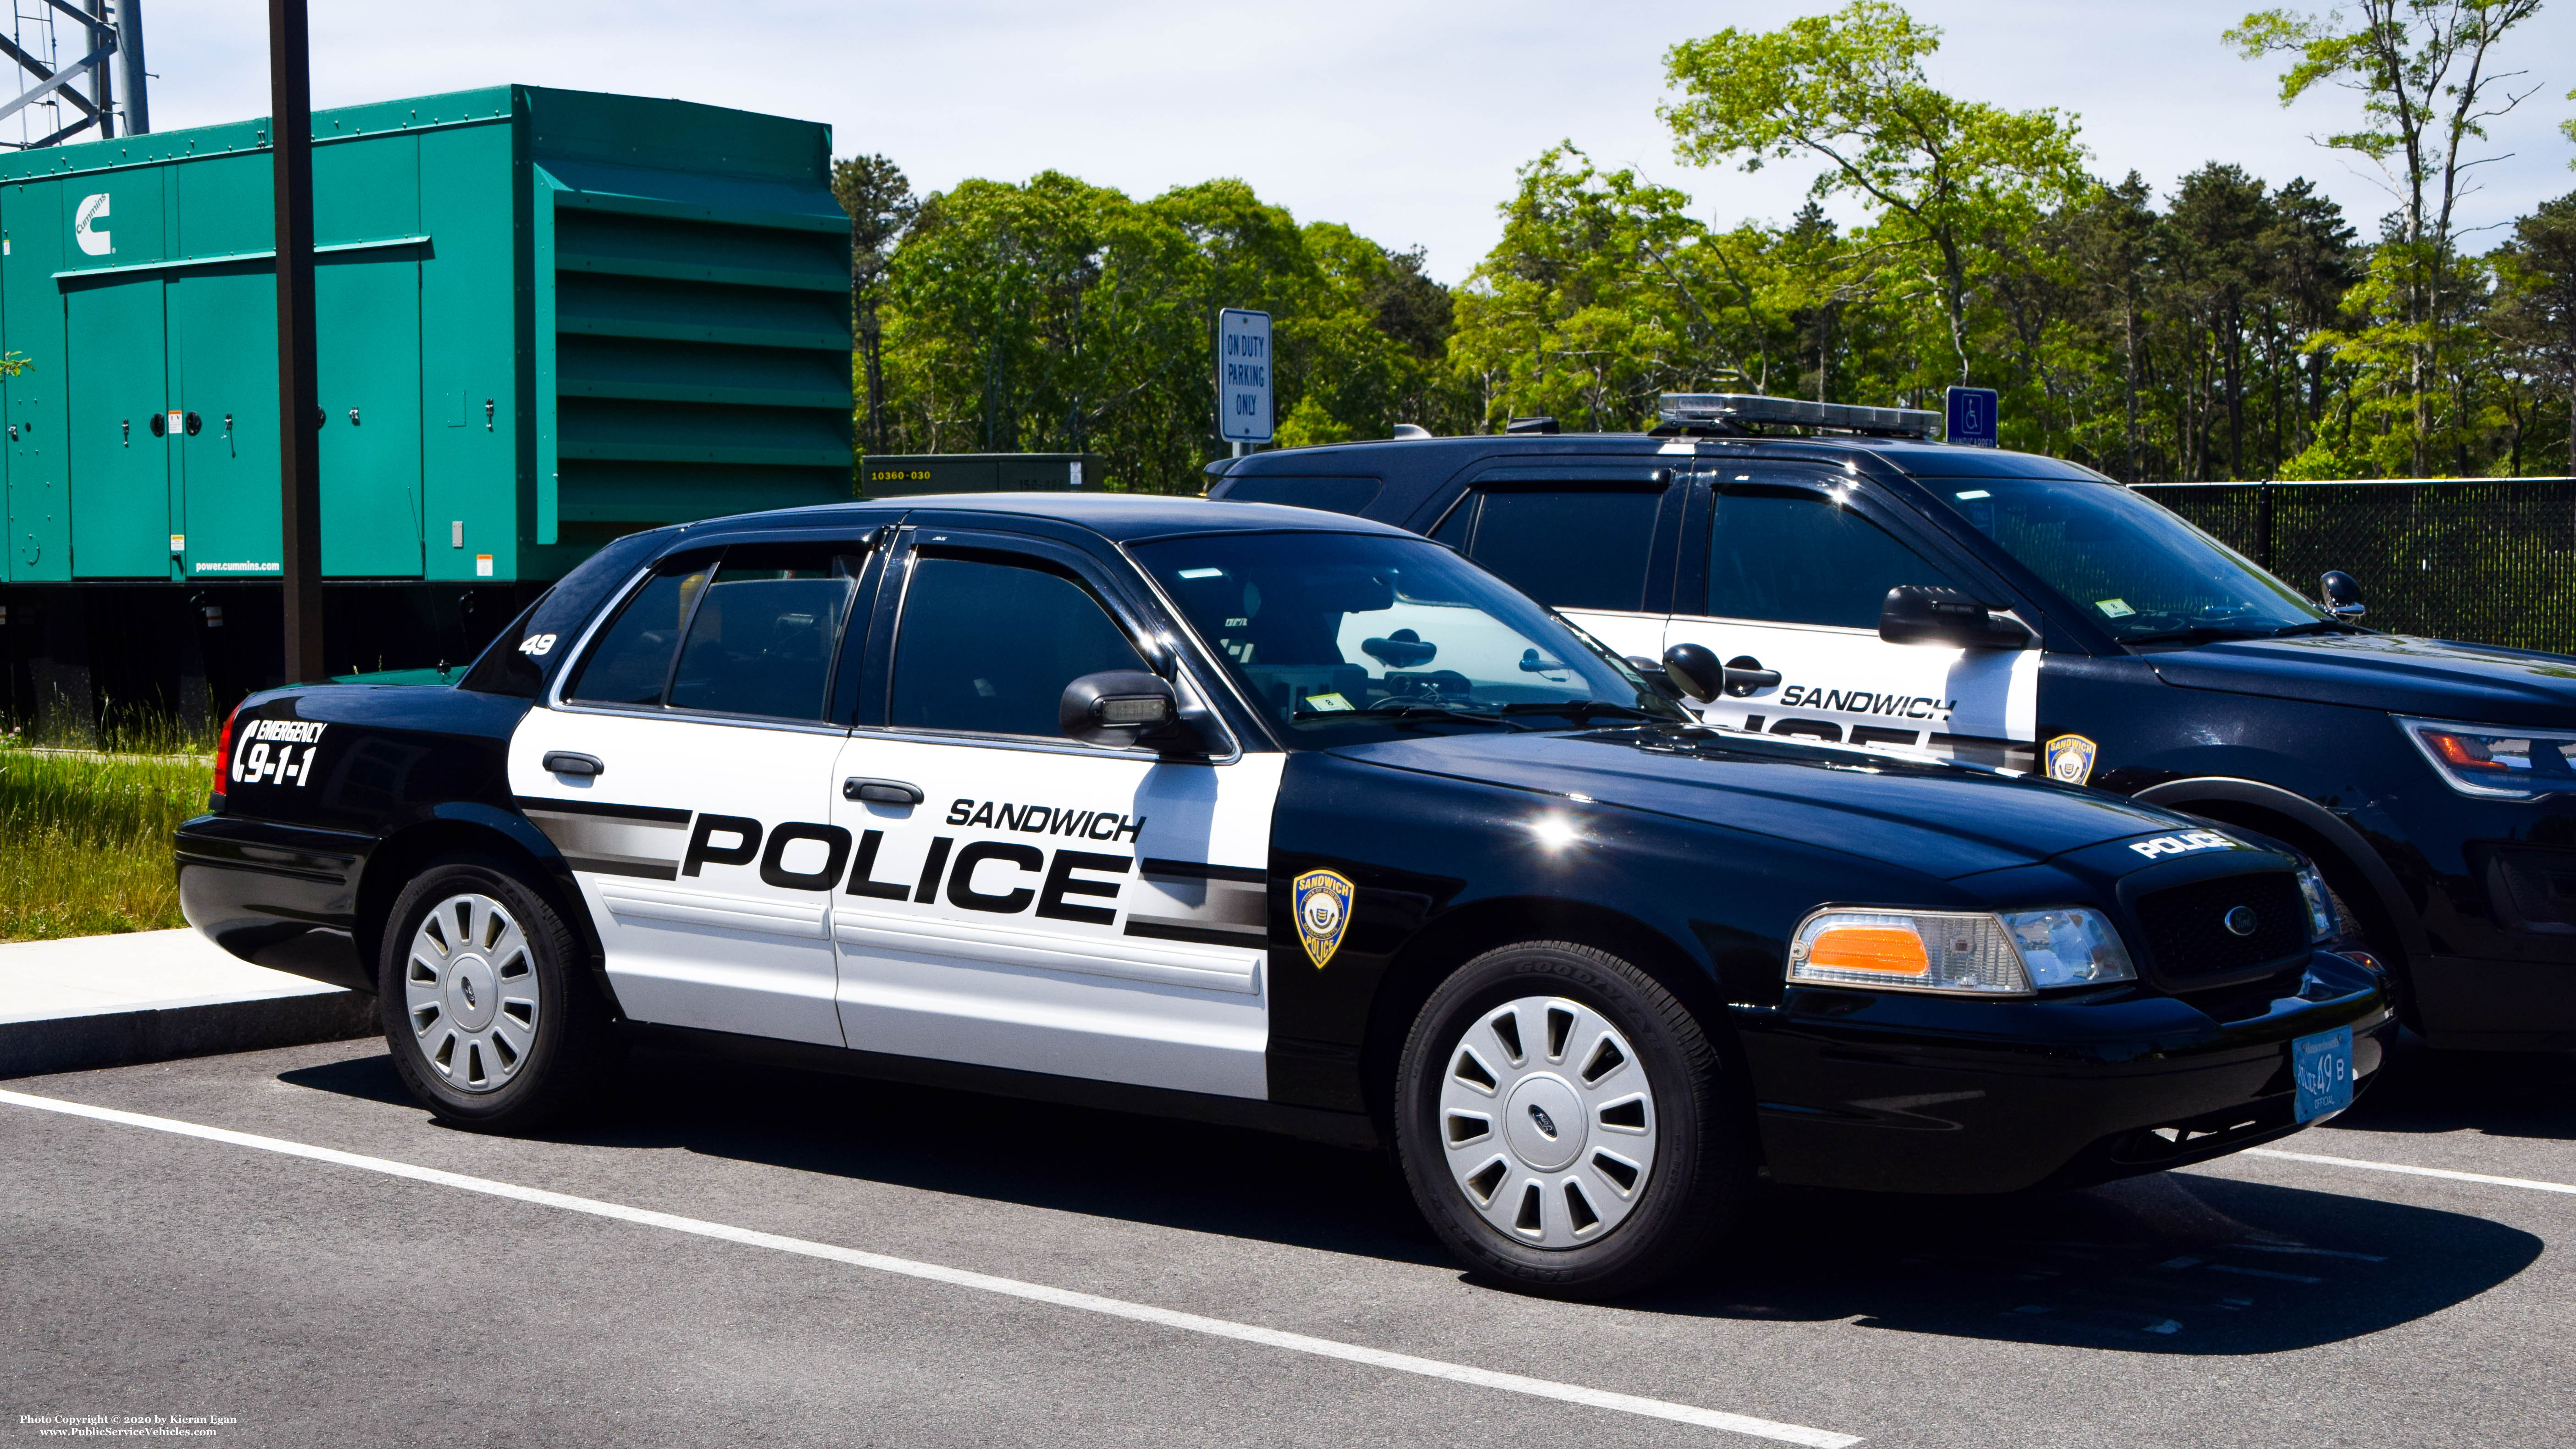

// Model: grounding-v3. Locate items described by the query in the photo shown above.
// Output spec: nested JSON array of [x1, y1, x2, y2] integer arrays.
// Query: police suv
[[180, 495, 2388, 1298], [1208, 396, 2576, 1053]]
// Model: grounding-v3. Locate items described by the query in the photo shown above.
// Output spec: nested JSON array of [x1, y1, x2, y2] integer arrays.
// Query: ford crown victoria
[[178, 495, 2392, 1297]]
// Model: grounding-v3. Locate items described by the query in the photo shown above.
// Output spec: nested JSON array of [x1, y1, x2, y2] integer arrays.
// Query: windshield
[[1928, 478, 2332, 643], [1131, 531, 1688, 744]]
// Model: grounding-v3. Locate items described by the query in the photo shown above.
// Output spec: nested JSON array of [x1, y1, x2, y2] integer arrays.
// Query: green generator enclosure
[[0, 83, 853, 587], [860, 453, 1105, 498]]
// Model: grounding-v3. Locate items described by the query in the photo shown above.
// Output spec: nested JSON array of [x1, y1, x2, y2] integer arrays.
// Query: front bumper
[[1733, 950, 2393, 1194]]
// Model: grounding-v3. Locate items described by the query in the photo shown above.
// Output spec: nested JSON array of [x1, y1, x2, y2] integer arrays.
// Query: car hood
[[2144, 632, 2576, 726], [1327, 728, 2185, 880]]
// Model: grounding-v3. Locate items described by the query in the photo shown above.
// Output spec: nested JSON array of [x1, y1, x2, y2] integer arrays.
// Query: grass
[[0, 734, 215, 941]]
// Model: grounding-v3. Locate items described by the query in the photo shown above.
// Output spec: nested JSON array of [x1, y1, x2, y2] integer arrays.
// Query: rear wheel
[[1394, 940, 1748, 1299], [378, 856, 617, 1130]]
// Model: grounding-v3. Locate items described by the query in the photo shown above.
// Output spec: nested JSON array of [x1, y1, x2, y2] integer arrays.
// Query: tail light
[[211, 703, 241, 799]]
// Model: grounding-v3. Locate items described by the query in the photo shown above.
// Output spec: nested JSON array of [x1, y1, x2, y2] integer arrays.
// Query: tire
[[377, 854, 619, 1131], [1393, 940, 1748, 1300]]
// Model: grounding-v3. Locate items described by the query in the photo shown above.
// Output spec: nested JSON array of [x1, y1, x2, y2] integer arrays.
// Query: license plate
[[2292, 1026, 2355, 1123]]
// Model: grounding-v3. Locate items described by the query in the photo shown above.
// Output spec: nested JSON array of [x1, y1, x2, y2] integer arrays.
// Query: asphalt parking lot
[[5, 1034, 2571, 1448]]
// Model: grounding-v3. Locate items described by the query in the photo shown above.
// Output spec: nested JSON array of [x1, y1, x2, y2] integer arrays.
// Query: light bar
[[1657, 393, 1941, 437]]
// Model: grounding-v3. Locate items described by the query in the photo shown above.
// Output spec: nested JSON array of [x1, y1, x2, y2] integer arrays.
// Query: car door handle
[[844, 777, 924, 805], [1722, 658, 1781, 697], [542, 751, 604, 777]]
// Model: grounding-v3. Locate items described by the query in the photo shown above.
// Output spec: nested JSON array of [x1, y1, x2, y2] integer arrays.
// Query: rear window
[[1444, 488, 1661, 613], [1218, 475, 1385, 516], [458, 528, 677, 699]]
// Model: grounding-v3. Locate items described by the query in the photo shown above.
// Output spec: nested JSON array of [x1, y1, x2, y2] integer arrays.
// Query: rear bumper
[[174, 815, 376, 993], [1734, 951, 2393, 1194]]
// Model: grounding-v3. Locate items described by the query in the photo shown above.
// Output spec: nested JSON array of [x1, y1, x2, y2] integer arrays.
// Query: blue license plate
[[2293, 1026, 2355, 1123]]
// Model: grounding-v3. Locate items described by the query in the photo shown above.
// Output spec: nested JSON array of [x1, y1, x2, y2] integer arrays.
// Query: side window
[[1456, 488, 1661, 612], [889, 554, 1149, 738], [1429, 495, 1474, 549], [564, 554, 718, 707], [667, 543, 866, 720], [1706, 487, 1965, 629]]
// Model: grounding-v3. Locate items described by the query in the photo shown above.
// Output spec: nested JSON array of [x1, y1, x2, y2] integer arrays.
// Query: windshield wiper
[[2120, 624, 2277, 645], [1498, 700, 1665, 725], [1294, 702, 1519, 729]]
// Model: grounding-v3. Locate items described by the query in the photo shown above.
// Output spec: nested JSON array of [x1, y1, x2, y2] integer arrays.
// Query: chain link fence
[[2130, 478, 2576, 655]]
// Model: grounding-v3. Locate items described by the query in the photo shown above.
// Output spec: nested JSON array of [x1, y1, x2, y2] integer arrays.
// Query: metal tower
[[0, 0, 147, 148]]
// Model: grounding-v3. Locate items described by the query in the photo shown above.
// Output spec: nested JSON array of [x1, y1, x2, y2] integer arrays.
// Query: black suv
[[1206, 395, 2576, 1051]]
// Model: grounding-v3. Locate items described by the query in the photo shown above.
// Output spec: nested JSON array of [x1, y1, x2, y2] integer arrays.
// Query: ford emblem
[[2223, 905, 2259, 937], [1528, 1103, 1559, 1139]]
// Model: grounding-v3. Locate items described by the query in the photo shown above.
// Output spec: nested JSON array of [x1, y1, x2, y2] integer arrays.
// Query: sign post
[[270, 0, 323, 683], [1944, 386, 1998, 448], [1217, 308, 1272, 457]]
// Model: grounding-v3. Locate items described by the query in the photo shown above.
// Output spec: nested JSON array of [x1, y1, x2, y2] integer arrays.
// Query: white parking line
[[2245, 1147, 2576, 1197], [0, 1087, 1859, 1448]]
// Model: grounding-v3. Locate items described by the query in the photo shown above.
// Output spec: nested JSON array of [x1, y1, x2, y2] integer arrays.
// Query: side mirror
[[2321, 570, 2366, 620], [1662, 643, 1781, 703], [1059, 671, 1204, 754], [1362, 628, 1437, 669], [1625, 656, 1686, 702], [1878, 586, 2033, 650]]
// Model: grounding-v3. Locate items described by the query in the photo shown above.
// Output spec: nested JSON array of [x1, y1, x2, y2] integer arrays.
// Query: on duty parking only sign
[[1218, 309, 1273, 443]]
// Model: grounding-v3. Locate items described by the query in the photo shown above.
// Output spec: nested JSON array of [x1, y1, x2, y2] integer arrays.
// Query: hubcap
[[403, 892, 537, 1095], [1436, 995, 1656, 1250]]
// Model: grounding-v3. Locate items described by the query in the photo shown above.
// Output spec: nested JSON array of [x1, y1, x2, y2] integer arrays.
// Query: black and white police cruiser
[[180, 495, 2391, 1298]]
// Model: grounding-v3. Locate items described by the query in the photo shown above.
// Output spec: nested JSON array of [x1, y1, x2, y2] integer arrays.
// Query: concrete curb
[[0, 990, 379, 1079]]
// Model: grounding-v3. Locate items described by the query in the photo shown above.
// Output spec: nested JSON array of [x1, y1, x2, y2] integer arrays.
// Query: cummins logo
[[74, 193, 111, 256]]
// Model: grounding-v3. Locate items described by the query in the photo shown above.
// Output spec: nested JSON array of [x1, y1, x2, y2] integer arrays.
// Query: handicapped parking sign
[[1945, 386, 1998, 448]]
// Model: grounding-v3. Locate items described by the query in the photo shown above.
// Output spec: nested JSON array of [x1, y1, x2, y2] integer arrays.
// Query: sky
[[70, 0, 2576, 283]]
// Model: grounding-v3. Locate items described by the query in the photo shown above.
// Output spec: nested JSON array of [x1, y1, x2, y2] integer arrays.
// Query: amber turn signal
[[1803, 925, 1930, 976]]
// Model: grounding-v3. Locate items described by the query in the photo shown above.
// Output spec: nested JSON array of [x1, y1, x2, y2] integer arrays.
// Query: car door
[[1425, 465, 1682, 664], [824, 526, 1283, 1100], [510, 535, 877, 1046], [1667, 469, 2040, 769]]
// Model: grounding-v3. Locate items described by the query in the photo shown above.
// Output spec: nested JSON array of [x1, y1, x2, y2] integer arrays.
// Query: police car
[[178, 495, 2389, 1299], [1207, 395, 2576, 1054]]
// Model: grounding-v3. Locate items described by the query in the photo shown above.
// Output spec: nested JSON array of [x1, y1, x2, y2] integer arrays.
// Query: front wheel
[[377, 855, 618, 1131], [1394, 940, 1748, 1299]]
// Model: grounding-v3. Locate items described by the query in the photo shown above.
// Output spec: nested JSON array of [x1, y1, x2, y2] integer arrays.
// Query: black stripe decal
[[516, 796, 693, 825], [1124, 918, 1269, 947], [566, 856, 681, 881], [1139, 858, 1265, 885]]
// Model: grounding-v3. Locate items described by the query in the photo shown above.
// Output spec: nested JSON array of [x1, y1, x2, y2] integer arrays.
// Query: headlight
[[2398, 715, 2576, 799], [1788, 906, 2136, 996], [1998, 906, 2139, 987], [2295, 864, 2337, 942]]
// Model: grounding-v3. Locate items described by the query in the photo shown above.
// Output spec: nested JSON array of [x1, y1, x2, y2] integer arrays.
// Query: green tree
[[2228, 0, 2547, 473], [2491, 193, 2576, 469], [875, 172, 1460, 491], [830, 154, 918, 457], [2161, 164, 2276, 478], [1659, 0, 2091, 384], [1448, 144, 1767, 430]]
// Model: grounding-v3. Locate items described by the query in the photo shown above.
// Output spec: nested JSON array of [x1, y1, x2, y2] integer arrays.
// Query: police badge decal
[[1291, 869, 1355, 969], [2044, 733, 2099, 785]]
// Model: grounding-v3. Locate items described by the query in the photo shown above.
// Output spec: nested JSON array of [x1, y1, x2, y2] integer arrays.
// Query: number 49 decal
[[518, 633, 558, 656]]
